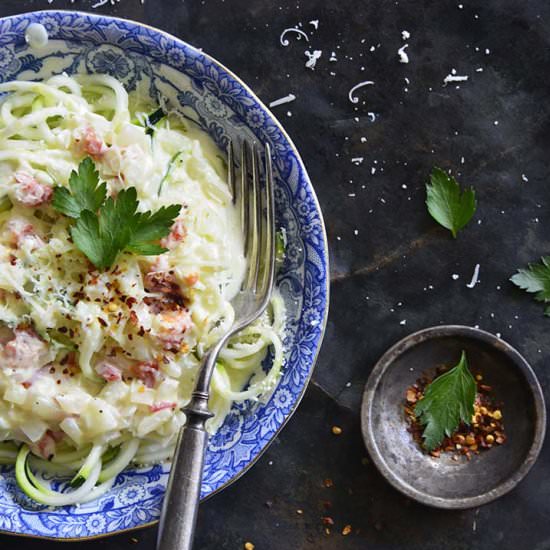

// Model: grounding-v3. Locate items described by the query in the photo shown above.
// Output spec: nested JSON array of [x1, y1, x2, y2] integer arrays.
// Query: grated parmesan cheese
[[443, 72, 469, 85], [348, 81, 375, 104], [398, 44, 409, 64], [304, 50, 322, 70], [466, 264, 480, 288], [280, 27, 309, 46], [269, 94, 296, 108]]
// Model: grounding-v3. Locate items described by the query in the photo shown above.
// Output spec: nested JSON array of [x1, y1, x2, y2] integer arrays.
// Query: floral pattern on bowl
[[0, 10, 329, 540]]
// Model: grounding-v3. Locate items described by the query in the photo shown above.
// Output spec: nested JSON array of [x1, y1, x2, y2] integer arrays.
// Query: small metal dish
[[361, 325, 546, 509]]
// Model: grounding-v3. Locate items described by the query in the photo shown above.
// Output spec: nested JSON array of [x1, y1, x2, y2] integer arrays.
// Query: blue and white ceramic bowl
[[0, 10, 329, 540]]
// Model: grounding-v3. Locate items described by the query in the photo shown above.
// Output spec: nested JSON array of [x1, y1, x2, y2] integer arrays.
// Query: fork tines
[[227, 139, 275, 304]]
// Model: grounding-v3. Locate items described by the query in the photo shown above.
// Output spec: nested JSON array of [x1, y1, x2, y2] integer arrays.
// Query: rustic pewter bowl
[[361, 325, 546, 509]]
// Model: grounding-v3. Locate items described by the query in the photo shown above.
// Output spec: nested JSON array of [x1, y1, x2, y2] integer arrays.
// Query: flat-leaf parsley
[[510, 256, 550, 316], [52, 157, 107, 219], [53, 158, 181, 269], [425, 167, 477, 238], [415, 351, 476, 451]]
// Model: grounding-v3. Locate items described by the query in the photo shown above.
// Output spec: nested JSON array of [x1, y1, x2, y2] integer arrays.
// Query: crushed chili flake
[[405, 369, 506, 459]]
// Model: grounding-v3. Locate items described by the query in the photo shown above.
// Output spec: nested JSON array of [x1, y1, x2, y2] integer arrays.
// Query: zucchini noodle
[[0, 74, 285, 506]]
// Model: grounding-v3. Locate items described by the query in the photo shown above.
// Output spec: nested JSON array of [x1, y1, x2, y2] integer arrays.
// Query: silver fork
[[156, 140, 276, 550]]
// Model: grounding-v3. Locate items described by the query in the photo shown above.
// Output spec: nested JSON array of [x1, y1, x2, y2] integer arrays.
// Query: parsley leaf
[[510, 256, 550, 316], [415, 351, 476, 451], [425, 167, 477, 238], [54, 159, 181, 270], [52, 157, 107, 218]]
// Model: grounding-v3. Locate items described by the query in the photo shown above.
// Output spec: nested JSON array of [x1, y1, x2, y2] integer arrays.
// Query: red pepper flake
[[405, 368, 505, 459]]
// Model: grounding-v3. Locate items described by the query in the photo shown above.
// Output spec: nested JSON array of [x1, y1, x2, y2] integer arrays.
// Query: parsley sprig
[[425, 167, 477, 238], [415, 351, 476, 451], [510, 256, 550, 316], [53, 158, 181, 269]]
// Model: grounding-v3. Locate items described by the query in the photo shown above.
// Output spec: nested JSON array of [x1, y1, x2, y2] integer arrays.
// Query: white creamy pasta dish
[[0, 73, 284, 506]]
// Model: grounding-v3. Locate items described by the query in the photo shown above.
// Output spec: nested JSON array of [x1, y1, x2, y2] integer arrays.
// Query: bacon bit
[[132, 361, 160, 388], [77, 126, 107, 158], [95, 361, 122, 382], [157, 309, 192, 351], [160, 220, 186, 249], [149, 401, 177, 413], [13, 172, 53, 207], [6, 218, 43, 250], [49, 430, 65, 443], [2, 327, 47, 369], [34, 431, 57, 460]]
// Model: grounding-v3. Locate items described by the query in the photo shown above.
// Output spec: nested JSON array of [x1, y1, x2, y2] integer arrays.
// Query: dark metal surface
[[362, 326, 546, 508], [1, 0, 550, 548]]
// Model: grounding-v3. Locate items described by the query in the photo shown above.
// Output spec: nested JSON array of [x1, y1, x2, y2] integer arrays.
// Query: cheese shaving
[[348, 81, 375, 104], [280, 27, 309, 46], [398, 44, 409, 64], [305, 50, 322, 70], [466, 264, 481, 288], [269, 94, 296, 108]]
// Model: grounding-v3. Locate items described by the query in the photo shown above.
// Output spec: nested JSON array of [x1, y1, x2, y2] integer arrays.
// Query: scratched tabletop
[[1, 1, 550, 549]]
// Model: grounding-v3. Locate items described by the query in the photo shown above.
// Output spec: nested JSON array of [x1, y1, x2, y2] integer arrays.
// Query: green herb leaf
[[415, 351, 476, 451], [510, 256, 550, 316], [53, 157, 107, 219], [70, 186, 180, 269], [145, 107, 166, 136], [425, 167, 477, 238], [71, 210, 113, 269], [54, 158, 181, 269]]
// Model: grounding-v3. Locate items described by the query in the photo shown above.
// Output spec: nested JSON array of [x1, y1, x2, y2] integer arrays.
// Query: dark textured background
[[1, 0, 550, 548]]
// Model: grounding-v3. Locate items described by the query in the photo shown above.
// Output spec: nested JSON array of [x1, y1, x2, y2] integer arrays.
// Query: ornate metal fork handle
[[157, 140, 275, 550]]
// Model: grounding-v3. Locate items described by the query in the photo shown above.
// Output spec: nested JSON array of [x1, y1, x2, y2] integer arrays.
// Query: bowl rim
[[361, 324, 546, 510], [0, 8, 330, 541]]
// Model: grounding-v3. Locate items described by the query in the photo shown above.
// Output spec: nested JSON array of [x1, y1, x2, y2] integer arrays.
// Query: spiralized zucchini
[[0, 74, 285, 506]]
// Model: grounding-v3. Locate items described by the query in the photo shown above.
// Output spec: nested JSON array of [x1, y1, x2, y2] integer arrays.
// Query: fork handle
[[157, 393, 213, 550]]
